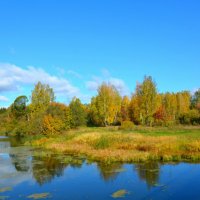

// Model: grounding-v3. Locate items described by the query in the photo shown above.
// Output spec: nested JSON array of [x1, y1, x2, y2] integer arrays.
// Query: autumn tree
[[43, 102, 72, 135], [129, 76, 157, 126], [129, 88, 141, 125], [69, 97, 87, 127], [179, 109, 200, 125], [176, 91, 190, 116], [140, 76, 157, 125], [153, 94, 166, 125], [89, 83, 121, 126], [30, 82, 55, 117], [163, 92, 177, 123], [120, 96, 130, 122]]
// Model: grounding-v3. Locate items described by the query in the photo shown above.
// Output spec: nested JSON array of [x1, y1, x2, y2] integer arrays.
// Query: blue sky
[[0, 0, 199, 107]]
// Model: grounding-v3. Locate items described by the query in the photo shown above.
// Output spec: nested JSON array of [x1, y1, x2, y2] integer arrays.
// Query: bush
[[42, 114, 65, 135], [179, 110, 200, 125], [119, 120, 134, 131]]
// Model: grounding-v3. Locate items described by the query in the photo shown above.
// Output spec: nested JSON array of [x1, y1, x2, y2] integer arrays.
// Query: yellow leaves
[[42, 114, 64, 135], [91, 83, 122, 126]]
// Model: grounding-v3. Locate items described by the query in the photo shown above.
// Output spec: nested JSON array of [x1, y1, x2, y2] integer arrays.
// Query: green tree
[[179, 109, 200, 125], [191, 89, 200, 111], [69, 97, 87, 127], [30, 82, 55, 117], [11, 95, 28, 118], [0, 108, 7, 114]]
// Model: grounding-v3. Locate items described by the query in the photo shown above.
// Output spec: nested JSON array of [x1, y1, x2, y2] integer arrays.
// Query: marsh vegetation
[[27, 126, 200, 163], [1, 136, 200, 200]]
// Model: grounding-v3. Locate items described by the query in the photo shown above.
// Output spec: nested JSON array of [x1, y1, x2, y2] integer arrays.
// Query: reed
[[28, 126, 200, 163]]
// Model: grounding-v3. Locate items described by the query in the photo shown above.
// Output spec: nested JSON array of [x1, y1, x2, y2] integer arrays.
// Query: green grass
[[26, 126, 200, 163]]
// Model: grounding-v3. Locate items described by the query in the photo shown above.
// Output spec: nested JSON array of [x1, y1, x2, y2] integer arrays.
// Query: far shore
[[23, 126, 200, 163]]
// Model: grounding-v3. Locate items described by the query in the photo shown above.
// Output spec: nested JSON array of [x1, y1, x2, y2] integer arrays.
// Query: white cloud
[[0, 95, 9, 102], [101, 68, 110, 77], [191, 88, 199, 95], [86, 76, 101, 91], [67, 70, 82, 79], [86, 69, 129, 96], [109, 78, 129, 95], [0, 63, 80, 98]]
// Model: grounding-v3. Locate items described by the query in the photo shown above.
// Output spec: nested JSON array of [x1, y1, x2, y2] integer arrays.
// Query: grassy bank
[[26, 126, 200, 163]]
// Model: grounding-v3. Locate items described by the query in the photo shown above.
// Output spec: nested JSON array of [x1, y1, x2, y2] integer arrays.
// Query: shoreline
[[25, 126, 200, 163]]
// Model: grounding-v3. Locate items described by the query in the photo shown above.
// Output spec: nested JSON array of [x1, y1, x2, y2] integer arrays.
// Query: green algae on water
[[0, 187, 12, 193], [27, 193, 51, 199], [111, 189, 129, 198]]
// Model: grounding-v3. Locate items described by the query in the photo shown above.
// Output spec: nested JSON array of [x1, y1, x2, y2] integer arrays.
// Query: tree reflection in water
[[134, 162, 160, 188], [9, 153, 31, 172], [97, 162, 124, 181], [32, 153, 84, 185], [5, 137, 163, 188], [9, 137, 31, 172]]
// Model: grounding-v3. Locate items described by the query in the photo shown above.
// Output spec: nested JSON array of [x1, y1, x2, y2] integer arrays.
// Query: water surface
[[1, 136, 200, 200]]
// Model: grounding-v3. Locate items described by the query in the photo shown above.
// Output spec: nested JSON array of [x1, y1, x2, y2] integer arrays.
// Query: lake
[[1, 136, 200, 200]]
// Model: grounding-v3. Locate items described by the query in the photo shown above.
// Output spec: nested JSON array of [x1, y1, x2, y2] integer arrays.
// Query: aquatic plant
[[111, 189, 129, 198], [0, 187, 12, 193], [27, 193, 50, 199]]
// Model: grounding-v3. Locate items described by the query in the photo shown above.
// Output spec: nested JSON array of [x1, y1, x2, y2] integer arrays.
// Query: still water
[[1, 136, 200, 200]]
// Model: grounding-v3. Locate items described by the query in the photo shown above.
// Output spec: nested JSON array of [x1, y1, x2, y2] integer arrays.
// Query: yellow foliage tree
[[89, 83, 122, 126]]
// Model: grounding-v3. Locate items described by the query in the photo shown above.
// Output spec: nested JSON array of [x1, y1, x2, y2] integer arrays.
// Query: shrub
[[120, 120, 134, 131], [42, 114, 65, 135], [179, 110, 200, 125]]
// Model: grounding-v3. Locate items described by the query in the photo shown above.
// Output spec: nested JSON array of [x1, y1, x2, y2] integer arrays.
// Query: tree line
[[0, 76, 199, 136]]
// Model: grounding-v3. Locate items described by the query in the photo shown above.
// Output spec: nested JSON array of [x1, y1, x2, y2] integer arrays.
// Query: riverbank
[[25, 126, 200, 163]]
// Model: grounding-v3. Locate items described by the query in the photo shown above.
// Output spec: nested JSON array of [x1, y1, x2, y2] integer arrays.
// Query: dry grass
[[28, 126, 200, 163]]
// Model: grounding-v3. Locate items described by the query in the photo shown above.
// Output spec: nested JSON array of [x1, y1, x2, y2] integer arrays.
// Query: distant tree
[[44, 102, 72, 134], [179, 109, 200, 125], [140, 76, 157, 125], [30, 82, 55, 116], [129, 76, 157, 126], [163, 92, 177, 123], [69, 97, 87, 127], [89, 83, 121, 126], [191, 89, 200, 111], [42, 114, 65, 135], [11, 95, 28, 118], [176, 91, 190, 116], [120, 96, 130, 122], [0, 107, 7, 114], [129, 84, 141, 125], [88, 97, 102, 126]]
